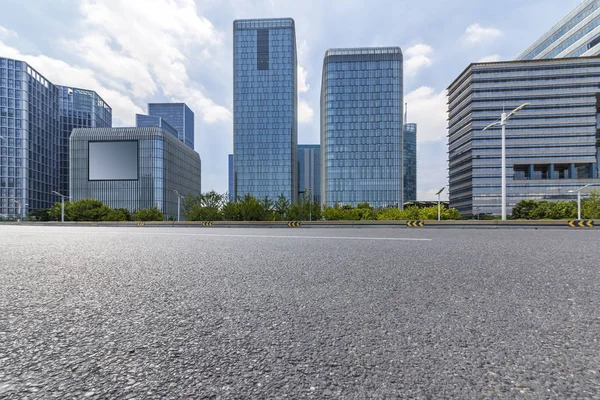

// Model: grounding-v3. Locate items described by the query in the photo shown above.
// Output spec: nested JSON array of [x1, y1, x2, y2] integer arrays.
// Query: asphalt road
[[0, 226, 599, 399]]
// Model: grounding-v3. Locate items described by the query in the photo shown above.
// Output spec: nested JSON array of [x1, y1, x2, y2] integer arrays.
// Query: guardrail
[[1, 220, 598, 229]]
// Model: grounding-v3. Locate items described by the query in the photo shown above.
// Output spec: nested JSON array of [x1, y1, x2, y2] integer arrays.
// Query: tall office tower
[[298, 144, 321, 205], [1, 57, 60, 218], [233, 18, 298, 203], [517, 0, 600, 60], [57, 86, 112, 197], [147, 103, 195, 150], [320, 47, 403, 208], [228, 153, 234, 201], [403, 122, 417, 203], [448, 57, 600, 217]]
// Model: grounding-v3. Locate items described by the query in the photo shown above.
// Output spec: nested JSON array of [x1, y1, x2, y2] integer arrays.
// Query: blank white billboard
[[88, 141, 138, 181]]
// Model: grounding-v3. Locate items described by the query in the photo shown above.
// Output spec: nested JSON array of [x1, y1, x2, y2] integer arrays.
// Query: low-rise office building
[[448, 56, 600, 217], [70, 127, 201, 219]]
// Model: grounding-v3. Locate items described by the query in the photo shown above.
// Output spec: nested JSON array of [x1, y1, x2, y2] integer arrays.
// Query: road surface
[[0, 226, 599, 398]]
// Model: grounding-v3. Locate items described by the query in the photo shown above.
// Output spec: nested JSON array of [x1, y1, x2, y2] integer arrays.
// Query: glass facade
[[517, 0, 600, 60], [298, 144, 320, 204], [136, 114, 179, 139], [403, 123, 417, 202], [228, 153, 233, 201], [147, 103, 194, 150], [70, 127, 201, 220], [320, 47, 403, 208], [1, 57, 60, 218], [233, 18, 298, 203], [448, 57, 600, 217], [58, 86, 112, 198]]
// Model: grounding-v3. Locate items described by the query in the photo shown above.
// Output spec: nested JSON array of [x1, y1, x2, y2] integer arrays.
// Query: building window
[[513, 165, 530, 180], [257, 29, 269, 70]]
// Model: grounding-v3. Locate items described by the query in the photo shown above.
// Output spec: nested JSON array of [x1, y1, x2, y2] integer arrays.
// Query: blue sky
[[0, 0, 582, 200]]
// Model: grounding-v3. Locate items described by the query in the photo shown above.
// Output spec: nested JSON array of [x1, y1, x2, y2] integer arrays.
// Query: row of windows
[[0, 59, 23, 69], [326, 61, 400, 71]]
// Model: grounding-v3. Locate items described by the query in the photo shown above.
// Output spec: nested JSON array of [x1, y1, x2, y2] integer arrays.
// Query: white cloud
[[0, 26, 17, 38], [298, 64, 310, 93], [404, 86, 447, 143], [63, 35, 157, 99], [0, 39, 143, 126], [404, 44, 433, 76], [463, 23, 502, 45], [477, 54, 502, 63], [70, 0, 231, 124], [298, 100, 314, 124]]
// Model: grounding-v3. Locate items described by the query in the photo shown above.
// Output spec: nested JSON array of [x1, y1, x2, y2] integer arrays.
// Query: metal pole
[[438, 193, 441, 221], [61, 197, 65, 223], [177, 196, 181, 222], [577, 191, 581, 220], [501, 113, 507, 221], [17, 201, 21, 223], [309, 188, 312, 222]]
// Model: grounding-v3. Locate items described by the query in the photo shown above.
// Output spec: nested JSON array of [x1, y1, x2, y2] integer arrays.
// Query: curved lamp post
[[483, 103, 529, 220]]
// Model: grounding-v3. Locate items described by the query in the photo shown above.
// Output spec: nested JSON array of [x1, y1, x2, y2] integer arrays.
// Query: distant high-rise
[[146, 103, 194, 149], [136, 114, 179, 140], [228, 154, 234, 201], [321, 47, 403, 208], [58, 86, 112, 197], [517, 0, 600, 60], [403, 123, 417, 203], [233, 18, 298, 203], [298, 145, 320, 205]]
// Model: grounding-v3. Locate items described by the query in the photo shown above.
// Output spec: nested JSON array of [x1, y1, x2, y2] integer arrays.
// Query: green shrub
[[133, 207, 165, 221]]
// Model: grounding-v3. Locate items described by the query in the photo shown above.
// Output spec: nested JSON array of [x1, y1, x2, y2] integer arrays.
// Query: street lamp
[[483, 103, 530, 221], [568, 184, 591, 220], [12, 199, 23, 222], [436, 187, 445, 221], [52, 191, 68, 223], [173, 190, 184, 222]]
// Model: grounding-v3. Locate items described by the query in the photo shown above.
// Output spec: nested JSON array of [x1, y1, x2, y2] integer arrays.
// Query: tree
[[511, 200, 539, 220], [28, 208, 53, 221], [49, 199, 110, 222], [184, 191, 225, 221], [274, 194, 290, 221], [221, 201, 243, 221], [511, 199, 577, 220], [133, 207, 165, 221], [259, 196, 276, 221], [238, 194, 266, 221], [103, 208, 130, 222], [582, 189, 600, 219]]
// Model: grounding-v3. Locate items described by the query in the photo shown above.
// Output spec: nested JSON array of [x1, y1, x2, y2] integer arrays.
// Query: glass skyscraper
[[58, 86, 112, 198], [403, 123, 417, 203], [1, 58, 58, 217], [517, 0, 600, 60], [320, 47, 403, 208], [146, 103, 195, 150], [448, 57, 600, 217], [233, 18, 298, 203], [1, 57, 111, 218], [298, 144, 320, 205]]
